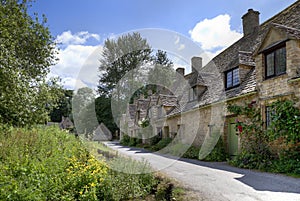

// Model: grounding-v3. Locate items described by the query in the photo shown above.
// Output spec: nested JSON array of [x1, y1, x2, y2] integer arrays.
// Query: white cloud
[[49, 31, 103, 90], [52, 44, 99, 78], [174, 35, 180, 45], [62, 77, 88, 90], [56, 31, 100, 46], [189, 14, 242, 51], [174, 35, 186, 51]]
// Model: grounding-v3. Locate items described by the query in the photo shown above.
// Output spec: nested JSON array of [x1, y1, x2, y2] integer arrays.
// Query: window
[[226, 68, 240, 89], [265, 45, 286, 78], [266, 106, 275, 128], [189, 87, 197, 101]]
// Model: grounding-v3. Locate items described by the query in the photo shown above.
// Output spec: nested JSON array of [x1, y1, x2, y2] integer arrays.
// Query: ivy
[[227, 102, 268, 156], [228, 100, 300, 175], [267, 100, 300, 144]]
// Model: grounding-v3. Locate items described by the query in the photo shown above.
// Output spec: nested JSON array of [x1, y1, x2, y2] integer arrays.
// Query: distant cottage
[[120, 1, 300, 156], [93, 123, 112, 141], [59, 116, 74, 130]]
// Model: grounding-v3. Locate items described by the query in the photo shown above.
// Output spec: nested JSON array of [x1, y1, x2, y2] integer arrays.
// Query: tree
[[129, 50, 174, 101], [49, 89, 73, 122], [98, 32, 152, 96], [152, 50, 173, 67], [72, 87, 98, 136], [0, 0, 61, 126], [95, 96, 118, 133], [148, 50, 174, 93]]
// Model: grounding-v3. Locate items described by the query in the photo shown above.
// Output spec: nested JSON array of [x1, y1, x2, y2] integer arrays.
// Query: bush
[[120, 134, 131, 146], [228, 100, 300, 176], [0, 125, 110, 200], [108, 157, 157, 200], [151, 138, 172, 151], [0, 126, 160, 200], [149, 135, 162, 146], [229, 151, 268, 169], [129, 137, 142, 147], [203, 138, 228, 162], [183, 146, 200, 159]]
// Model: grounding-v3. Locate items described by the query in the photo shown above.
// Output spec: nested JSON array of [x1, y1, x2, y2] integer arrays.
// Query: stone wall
[[256, 39, 300, 101]]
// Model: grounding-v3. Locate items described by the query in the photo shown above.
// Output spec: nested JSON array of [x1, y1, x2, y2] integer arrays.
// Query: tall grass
[[0, 125, 158, 200]]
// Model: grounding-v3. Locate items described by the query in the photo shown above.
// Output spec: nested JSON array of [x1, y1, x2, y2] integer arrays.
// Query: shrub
[[120, 134, 131, 146], [107, 157, 157, 200], [149, 135, 162, 146], [151, 138, 172, 151], [183, 146, 200, 159], [267, 100, 300, 144], [0, 125, 101, 200], [228, 100, 300, 176], [64, 156, 109, 200], [203, 138, 228, 162]]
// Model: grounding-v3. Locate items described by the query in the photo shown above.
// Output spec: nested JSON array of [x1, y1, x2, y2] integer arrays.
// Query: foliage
[[49, 89, 73, 122], [267, 100, 300, 143], [149, 135, 162, 146], [203, 137, 228, 162], [64, 155, 109, 200], [0, 0, 61, 126], [229, 151, 272, 170], [108, 157, 157, 200], [129, 137, 141, 147], [0, 125, 108, 200], [148, 50, 174, 93], [227, 102, 269, 156], [98, 32, 152, 96], [120, 134, 131, 146], [228, 100, 300, 175], [95, 96, 118, 134], [151, 138, 172, 151], [72, 87, 98, 137], [0, 125, 167, 200]]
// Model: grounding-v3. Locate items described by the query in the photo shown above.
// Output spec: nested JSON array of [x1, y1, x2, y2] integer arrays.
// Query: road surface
[[104, 142, 300, 201]]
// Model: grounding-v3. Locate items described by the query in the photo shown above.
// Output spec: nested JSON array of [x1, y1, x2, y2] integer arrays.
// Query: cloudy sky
[[30, 0, 297, 90]]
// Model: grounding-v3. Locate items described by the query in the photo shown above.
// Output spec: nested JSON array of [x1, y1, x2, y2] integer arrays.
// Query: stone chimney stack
[[242, 9, 260, 36], [191, 57, 202, 72], [176, 67, 185, 76]]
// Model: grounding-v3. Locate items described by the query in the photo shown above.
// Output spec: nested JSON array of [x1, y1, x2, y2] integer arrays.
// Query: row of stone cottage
[[120, 1, 300, 155]]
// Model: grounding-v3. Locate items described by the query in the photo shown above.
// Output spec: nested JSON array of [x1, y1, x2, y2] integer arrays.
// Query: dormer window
[[225, 68, 240, 89], [265, 44, 286, 79], [189, 87, 197, 101]]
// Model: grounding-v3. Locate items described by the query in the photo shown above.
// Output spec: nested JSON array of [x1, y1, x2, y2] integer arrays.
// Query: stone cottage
[[93, 123, 112, 141], [59, 116, 74, 130], [120, 1, 300, 156]]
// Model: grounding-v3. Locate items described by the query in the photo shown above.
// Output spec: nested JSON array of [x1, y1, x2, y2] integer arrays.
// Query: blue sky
[[30, 0, 297, 89]]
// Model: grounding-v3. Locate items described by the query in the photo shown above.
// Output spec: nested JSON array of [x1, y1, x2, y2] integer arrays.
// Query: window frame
[[188, 86, 197, 101], [264, 43, 286, 79], [265, 106, 275, 128], [225, 67, 240, 90]]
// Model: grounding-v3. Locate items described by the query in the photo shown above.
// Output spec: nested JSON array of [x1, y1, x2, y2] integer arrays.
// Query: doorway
[[228, 118, 239, 156]]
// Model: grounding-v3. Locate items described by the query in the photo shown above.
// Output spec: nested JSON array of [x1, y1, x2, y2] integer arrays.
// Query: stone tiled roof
[[188, 71, 206, 87], [168, 1, 300, 117], [239, 51, 256, 67], [137, 99, 150, 120], [93, 123, 112, 141], [225, 68, 257, 99], [158, 94, 178, 107], [128, 104, 136, 120], [272, 23, 300, 39]]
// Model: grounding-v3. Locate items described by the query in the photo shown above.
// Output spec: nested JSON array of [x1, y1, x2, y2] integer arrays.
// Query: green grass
[[0, 125, 169, 201]]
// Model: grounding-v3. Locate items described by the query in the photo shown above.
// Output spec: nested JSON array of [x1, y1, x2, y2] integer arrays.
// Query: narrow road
[[104, 142, 300, 201]]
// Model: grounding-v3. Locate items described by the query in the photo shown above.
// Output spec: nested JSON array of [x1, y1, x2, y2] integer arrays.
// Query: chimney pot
[[176, 67, 185, 76], [242, 8, 260, 36], [191, 57, 202, 72]]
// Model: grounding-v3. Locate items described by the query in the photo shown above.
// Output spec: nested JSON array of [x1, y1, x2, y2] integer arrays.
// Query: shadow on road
[[106, 141, 300, 194]]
